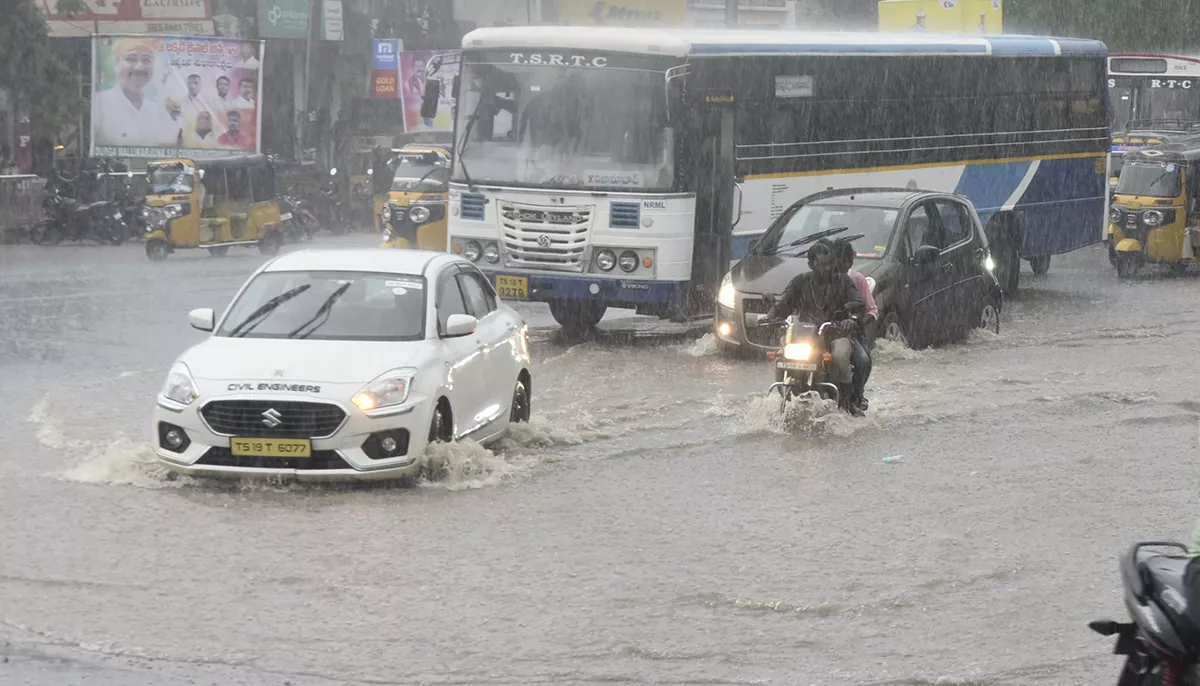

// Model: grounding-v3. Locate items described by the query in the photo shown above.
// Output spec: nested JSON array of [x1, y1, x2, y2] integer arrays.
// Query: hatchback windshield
[[757, 203, 901, 259], [1116, 159, 1183, 198], [216, 271, 427, 341], [146, 162, 195, 194]]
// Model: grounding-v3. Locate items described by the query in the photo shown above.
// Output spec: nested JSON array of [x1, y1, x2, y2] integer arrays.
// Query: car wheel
[[258, 231, 282, 256], [1115, 253, 1140, 280], [1029, 255, 1051, 275], [428, 401, 453, 443], [208, 245, 230, 257], [145, 238, 170, 262], [509, 378, 531, 423], [977, 297, 1001, 335]]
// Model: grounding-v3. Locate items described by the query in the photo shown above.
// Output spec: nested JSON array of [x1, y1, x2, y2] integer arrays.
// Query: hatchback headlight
[[410, 205, 431, 224], [159, 361, 198, 406], [717, 272, 737, 309], [783, 342, 813, 361], [351, 368, 416, 416]]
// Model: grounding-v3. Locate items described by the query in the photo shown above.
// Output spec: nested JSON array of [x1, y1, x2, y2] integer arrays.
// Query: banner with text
[[40, 0, 214, 37], [91, 34, 264, 158]]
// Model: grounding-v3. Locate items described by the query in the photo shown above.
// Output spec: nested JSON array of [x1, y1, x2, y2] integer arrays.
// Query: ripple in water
[[706, 391, 872, 438]]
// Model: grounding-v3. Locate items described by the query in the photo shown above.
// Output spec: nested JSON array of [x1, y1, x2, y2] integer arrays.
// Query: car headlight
[[1110, 207, 1121, 224], [159, 361, 198, 406], [596, 249, 616, 271], [783, 342, 813, 361], [717, 272, 737, 309], [984, 254, 996, 272], [351, 368, 416, 416], [1144, 209, 1164, 226], [865, 276, 876, 293], [382, 205, 392, 221], [618, 250, 638, 273], [410, 205, 431, 224], [483, 243, 500, 263], [464, 241, 481, 261]]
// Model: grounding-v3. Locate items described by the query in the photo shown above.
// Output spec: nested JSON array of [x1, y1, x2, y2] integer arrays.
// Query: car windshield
[[392, 156, 449, 191], [757, 203, 901, 259], [147, 162, 195, 194], [1116, 159, 1183, 198], [453, 56, 675, 192], [216, 270, 427, 341]]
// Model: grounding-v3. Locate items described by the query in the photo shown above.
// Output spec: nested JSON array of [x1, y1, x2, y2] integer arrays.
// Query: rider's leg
[[850, 338, 871, 408]]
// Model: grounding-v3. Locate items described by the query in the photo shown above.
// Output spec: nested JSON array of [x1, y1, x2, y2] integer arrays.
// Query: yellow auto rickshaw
[[1109, 138, 1200, 278], [143, 154, 285, 261], [379, 145, 451, 251]]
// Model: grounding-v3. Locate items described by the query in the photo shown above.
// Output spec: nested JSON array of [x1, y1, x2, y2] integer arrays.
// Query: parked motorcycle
[[278, 193, 314, 243], [1090, 541, 1200, 685], [30, 182, 124, 246]]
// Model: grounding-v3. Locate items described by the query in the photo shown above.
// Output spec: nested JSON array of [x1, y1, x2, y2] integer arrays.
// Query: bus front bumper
[[480, 270, 687, 308]]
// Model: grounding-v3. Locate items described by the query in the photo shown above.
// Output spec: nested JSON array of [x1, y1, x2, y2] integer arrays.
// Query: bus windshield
[[452, 58, 674, 192], [146, 162, 195, 194], [1116, 159, 1183, 198]]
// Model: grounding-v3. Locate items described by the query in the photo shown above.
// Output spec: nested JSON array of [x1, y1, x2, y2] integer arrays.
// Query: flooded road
[[2, 237, 1199, 685]]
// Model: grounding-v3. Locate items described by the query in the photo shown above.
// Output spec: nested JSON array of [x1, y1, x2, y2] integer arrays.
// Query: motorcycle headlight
[[717, 272, 737, 309], [1144, 209, 1164, 227], [159, 361, 198, 406], [382, 205, 392, 221], [351, 368, 416, 416], [410, 205, 431, 224], [783, 342, 813, 361]]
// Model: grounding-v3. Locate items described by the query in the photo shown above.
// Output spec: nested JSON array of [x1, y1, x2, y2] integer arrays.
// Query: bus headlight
[[464, 241, 481, 262], [410, 205, 431, 224], [717, 273, 737, 309], [618, 250, 638, 272], [483, 243, 499, 263], [596, 249, 616, 271], [783, 342, 813, 361], [1143, 209, 1164, 226]]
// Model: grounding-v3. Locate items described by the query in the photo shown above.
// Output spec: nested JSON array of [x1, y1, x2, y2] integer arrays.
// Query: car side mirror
[[188, 307, 215, 332], [442, 313, 477, 338], [913, 245, 940, 264]]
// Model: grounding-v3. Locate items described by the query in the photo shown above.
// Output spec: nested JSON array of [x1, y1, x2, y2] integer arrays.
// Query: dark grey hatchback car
[[715, 187, 1003, 352]]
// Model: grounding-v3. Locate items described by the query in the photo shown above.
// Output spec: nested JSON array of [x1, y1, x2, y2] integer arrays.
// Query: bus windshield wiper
[[763, 226, 850, 256], [455, 95, 485, 191], [227, 285, 311, 338], [288, 282, 352, 339]]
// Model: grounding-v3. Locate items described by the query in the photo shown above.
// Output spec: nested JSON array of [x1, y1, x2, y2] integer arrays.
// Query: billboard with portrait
[[399, 50, 459, 134], [90, 34, 264, 159]]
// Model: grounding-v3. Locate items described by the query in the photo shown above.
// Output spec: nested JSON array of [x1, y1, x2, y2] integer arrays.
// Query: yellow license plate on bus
[[495, 275, 529, 301], [230, 438, 311, 458]]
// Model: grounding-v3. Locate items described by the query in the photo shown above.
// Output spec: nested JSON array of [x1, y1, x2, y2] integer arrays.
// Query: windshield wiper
[[287, 282, 352, 340], [763, 226, 850, 256], [227, 285, 311, 338], [793, 233, 866, 260], [454, 96, 485, 192], [404, 165, 444, 190]]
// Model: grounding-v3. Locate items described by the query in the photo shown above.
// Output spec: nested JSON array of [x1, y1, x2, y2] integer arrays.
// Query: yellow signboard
[[548, 0, 687, 26], [878, 0, 1003, 34]]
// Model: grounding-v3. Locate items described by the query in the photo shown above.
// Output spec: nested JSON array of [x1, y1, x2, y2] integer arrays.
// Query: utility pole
[[725, 0, 739, 27], [298, 0, 316, 163]]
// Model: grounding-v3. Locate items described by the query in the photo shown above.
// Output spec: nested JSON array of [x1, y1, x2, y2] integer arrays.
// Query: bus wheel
[[549, 300, 606, 339], [258, 231, 283, 256], [1029, 255, 1051, 275], [145, 239, 170, 262]]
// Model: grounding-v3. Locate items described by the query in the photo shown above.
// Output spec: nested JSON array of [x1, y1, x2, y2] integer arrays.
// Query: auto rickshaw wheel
[[258, 231, 283, 256], [1115, 253, 1140, 280], [208, 246, 230, 257], [145, 239, 170, 262]]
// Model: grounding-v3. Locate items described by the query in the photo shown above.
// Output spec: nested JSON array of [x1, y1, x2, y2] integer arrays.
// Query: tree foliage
[[1004, 0, 1200, 52], [0, 0, 85, 138]]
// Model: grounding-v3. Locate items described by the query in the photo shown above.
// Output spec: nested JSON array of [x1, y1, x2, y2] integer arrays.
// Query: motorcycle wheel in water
[[1090, 541, 1200, 685]]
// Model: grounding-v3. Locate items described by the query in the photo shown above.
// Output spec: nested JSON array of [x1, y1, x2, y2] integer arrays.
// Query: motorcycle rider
[[766, 238, 865, 415], [833, 238, 878, 412]]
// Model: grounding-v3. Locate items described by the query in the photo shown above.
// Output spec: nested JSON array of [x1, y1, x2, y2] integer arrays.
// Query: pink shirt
[[849, 271, 878, 319]]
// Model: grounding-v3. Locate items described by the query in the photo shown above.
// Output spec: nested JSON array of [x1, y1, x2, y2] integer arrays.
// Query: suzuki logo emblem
[[537, 234, 551, 247], [261, 408, 283, 428]]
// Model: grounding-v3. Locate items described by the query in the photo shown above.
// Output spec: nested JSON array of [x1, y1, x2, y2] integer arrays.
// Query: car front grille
[[741, 295, 773, 314], [200, 400, 346, 439], [197, 447, 352, 471], [499, 201, 593, 272]]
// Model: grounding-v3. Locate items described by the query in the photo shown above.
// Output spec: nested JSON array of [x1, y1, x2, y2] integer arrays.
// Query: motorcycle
[[1090, 541, 1200, 685], [278, 194, 314, 243], [30, 183, 123, 246], [756, 303, 865, 411]]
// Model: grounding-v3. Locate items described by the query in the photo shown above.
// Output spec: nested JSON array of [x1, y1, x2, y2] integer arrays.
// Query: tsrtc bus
[[1107, 54, 1200, 191], [446, 27, 1109, 333]]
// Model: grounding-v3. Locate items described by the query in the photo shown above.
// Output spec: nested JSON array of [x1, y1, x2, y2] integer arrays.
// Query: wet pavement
[[2, 235, 1199, 685]]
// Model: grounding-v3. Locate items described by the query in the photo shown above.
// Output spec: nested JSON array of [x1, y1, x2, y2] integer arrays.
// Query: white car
[[153, 249, 532, 481]]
